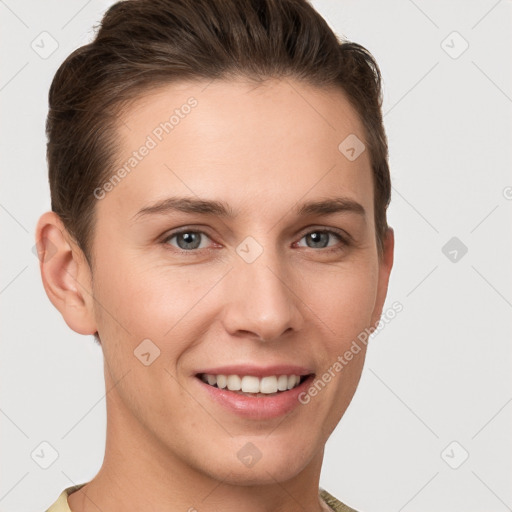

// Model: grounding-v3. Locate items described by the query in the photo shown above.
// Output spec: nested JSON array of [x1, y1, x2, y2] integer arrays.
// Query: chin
[[197, 436, 317, 485]]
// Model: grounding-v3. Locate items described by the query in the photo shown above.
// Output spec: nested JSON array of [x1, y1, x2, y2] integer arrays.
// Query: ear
[[370, 227, 395, 328], [35, 211, 97, 335]]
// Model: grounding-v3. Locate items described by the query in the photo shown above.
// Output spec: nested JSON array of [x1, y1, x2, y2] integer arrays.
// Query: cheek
[[299, 265, 377, 426], [91, 250, 227, 371], [303, 260, 379, 339], [94, 250, 202, 330]]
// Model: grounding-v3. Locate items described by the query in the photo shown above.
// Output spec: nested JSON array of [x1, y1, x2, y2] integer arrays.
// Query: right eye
[[162, 230, 214, 252]]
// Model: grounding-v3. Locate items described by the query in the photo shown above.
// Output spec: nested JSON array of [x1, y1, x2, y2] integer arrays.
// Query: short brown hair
[[47, 0, 391, 268]]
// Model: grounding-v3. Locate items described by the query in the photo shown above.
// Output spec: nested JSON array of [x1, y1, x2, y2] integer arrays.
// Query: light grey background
[[1, 1, 511, 511]]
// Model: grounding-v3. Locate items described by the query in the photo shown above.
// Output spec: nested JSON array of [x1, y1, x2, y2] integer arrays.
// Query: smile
[[198, 373, 306, 396], [194, 372, 315, 419]]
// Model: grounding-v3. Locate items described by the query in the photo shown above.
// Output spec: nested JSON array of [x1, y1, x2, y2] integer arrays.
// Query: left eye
[[296, 230, 345, 250]]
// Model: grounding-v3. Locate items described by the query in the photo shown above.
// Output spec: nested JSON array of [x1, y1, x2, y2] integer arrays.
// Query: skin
[[36, 78, 394, 512]]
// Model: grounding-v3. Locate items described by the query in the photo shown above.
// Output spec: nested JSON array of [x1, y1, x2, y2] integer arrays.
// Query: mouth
[[193, 365, 316, 419], [195, 372, 313, 398]]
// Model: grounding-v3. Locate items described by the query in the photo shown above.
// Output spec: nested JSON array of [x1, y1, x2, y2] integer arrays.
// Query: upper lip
[[195, 364, 314, 378]]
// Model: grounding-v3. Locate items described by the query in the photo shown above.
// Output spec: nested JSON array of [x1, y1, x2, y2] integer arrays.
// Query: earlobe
[[370, 227, 395, 328], [35, 211, 98, 336]]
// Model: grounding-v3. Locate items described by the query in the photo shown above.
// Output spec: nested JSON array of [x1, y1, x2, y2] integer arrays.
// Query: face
[[60, 78, 393, 484]]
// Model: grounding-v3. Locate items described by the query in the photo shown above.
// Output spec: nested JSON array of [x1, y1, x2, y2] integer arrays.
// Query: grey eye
[[166, 231, 209, 250], [298, 230, 342, 249]]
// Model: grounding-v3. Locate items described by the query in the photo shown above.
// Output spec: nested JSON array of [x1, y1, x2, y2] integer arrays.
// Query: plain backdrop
[[1, 1, 511, 511]]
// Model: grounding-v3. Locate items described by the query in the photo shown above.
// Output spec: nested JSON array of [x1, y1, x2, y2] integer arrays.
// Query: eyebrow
[[131, 195, 366, 221]]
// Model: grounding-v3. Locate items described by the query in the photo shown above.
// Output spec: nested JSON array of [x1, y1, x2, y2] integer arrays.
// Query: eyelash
[[161, 227, 351, 255]]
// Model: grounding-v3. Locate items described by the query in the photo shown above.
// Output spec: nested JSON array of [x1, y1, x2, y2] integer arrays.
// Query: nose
[[220, 243, 304, 342]]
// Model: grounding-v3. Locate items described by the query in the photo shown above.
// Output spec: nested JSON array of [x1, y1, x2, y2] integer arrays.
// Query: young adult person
[[36, 1, 394, 511]]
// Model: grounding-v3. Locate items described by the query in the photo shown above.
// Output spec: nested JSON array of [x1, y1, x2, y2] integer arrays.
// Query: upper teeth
[[200, 374, 302, 393]]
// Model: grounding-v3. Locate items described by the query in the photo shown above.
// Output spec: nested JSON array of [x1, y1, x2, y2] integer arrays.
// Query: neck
[[68, 387, 327, 512]]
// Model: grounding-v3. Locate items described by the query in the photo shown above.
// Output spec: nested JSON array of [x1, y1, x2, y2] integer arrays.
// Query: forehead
[[100, 78, 374, 225]]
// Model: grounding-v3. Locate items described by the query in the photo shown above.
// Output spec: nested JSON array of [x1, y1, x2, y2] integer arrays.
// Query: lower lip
[[194, 374, 315, 420]]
